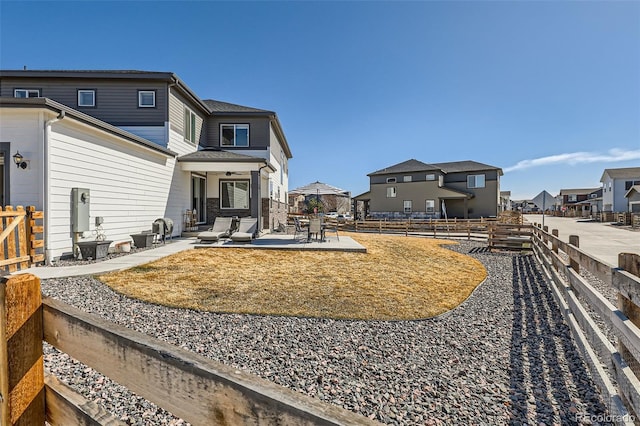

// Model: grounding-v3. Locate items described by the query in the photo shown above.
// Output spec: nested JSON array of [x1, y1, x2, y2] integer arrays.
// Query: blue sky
[[1, 1, 638, 200]]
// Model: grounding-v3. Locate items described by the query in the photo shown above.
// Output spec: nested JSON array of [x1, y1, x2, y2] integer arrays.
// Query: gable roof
[[368, 158, 503, 176], [600, 167, 640, 182], [203, 99, 273, 114], [558, 188, 600, 196], [368, 159, 440, 176], [625, 185, 640, 198]]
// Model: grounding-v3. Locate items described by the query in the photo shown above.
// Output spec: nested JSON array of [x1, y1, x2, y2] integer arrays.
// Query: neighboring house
[[557, 188, 600, 217], [359, 159, 503, 219], [600, 167, 640, 213], [511, 199, 538, 213], [288, 181, 351, 215], [0, 70, 292, 261], [625, 186, 640, 213]]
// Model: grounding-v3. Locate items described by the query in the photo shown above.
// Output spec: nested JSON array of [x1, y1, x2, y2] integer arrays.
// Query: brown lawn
[[97, 232, 487, 320]]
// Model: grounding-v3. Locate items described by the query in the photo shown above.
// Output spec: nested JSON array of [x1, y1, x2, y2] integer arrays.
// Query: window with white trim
[[386, 177, 396, 183], [77, 90, 95, 107], [386, 187, 397, 198], [403, 200, 412, 213], [184, 107, 196, 143], [467, 174, 485, 189], [221, 180, 249, 209], [14, 89, 40, 98], [426, 199, 435, 213], [138, 90, 156, 107], [221, 124, 249, 147], [403, 176, 412, 182], [425, 173, 436, 181], [568, 194, 577, 202]]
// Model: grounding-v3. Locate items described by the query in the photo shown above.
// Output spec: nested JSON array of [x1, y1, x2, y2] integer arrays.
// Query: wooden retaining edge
[[43, 297, 380, 426]]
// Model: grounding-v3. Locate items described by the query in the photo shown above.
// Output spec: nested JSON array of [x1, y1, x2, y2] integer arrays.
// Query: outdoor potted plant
[[76, 219, 112, 260]]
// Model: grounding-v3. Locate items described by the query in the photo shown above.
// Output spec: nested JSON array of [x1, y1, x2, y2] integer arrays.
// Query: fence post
[[617, 253, 640, 404], [543, 226, 549, 245], [0, 273, 44, 425], [569, 235, 580, 273], [552, 229, 559, 254]]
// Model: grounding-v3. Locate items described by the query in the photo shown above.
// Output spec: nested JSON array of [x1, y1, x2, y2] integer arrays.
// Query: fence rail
[[530, 224, 640, 424], [0, 205, 44, 273]]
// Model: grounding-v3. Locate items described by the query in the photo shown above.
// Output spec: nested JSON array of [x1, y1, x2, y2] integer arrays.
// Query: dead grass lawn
[[98, 233, 487, 320]]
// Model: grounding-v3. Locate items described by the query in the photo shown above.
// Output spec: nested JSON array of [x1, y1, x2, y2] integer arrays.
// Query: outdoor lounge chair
[[229, 217, 258, 243], [197, 217, 233, 242]]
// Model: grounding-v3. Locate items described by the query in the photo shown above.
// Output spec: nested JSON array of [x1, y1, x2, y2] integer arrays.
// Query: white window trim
[[403, 200, 412, 213], [14, 89, 40, 98], [403, 176, 412, 182], [77, 90, 95, 107], [220, 124, 250, 147], [425, 174, 436, 181], [426, 199, 435, 213], [138, 90, 156, 107], [220, 180, 250, 209], [467, 174, 486, 189], [386, 187, 397, 198], [184, 107, 196, 143]]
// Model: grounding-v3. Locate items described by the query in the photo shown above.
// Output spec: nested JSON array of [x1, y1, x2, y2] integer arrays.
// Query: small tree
[[305, 197, 324, 214]]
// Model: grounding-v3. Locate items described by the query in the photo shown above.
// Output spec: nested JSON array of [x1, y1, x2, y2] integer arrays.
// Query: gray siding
[[169, 89, 205, 146], [1, 77, 168, 125], [370, 172, 442, 185], [205, 116, 270, 150]]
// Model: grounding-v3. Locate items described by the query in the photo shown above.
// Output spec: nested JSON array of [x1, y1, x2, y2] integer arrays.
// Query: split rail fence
[[530, 223, 640, 424]]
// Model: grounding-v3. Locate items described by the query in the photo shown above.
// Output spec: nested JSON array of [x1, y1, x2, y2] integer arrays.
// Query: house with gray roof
[[355, 159, 503, 219], [600, 167, 640, 213], [0, 69, 292, 261]]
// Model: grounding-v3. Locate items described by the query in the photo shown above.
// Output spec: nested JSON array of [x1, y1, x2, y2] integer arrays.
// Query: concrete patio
[[195, 233, 366, 253]]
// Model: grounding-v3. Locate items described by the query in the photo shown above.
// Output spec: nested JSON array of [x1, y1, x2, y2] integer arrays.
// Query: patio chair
[[308, 218, 323, 242], [197, 217, 233, 242], [230, 217, 258, 243], [292, 217, 306, 241], [323, 219, 339, 241]]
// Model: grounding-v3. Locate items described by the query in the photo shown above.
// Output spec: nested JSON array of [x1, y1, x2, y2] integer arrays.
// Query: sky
[[1, 0, 638, 200]]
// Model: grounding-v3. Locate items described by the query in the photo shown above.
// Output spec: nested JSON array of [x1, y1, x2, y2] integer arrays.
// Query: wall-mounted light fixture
[[13, 151, 27, 169]]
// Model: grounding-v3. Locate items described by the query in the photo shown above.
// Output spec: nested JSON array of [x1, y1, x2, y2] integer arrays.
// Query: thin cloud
[[504, 148, 640, 173]]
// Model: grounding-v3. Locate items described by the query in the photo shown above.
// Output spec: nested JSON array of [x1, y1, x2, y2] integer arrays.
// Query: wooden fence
[[530, 224, 640, 424], [0, 205, 44, 274], [0, 274, 379, 425]]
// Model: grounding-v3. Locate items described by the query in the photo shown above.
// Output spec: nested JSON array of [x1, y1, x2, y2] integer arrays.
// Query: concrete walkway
[[20, 234, 366, 280], [523, 214, 640, 266]]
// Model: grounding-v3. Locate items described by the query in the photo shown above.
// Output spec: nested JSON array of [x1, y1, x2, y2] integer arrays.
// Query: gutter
[[43, 110, 65, 264]]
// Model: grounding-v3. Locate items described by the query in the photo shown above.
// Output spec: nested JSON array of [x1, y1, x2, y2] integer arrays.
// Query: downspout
[[43, 110, 65, 264], [257, 164, 269, 234]]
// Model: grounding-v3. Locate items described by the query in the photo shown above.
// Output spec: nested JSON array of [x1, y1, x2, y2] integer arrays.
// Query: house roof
[[368, 159, 440, 176], [289, 181, 350, 196], [558, 188, 600, 196], [177, 147, 271, 163], [625, 185, 640, 198], [368, 158, 503, 176], [600, 167, 640, 182], [203, 99, 273, 114], [0, 97, 177, 157]]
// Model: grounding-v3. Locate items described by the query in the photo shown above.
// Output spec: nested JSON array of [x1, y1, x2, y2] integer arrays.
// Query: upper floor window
[[14, 89, 40, 98], [184, 107, 196, 143], [387, 187, 397, 198], [386, 177, 396, 183], [568, 194, 577, 202], [625, 180, 640, 190], [77, 90, 95, 107], [138, 90, 156, 108], [425, 174, 436, 181], [221, 124, 249, 147], [467, 174, 485, 189], [403, 176, 412, 182]]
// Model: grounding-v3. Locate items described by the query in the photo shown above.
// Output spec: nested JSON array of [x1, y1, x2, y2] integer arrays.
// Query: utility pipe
[[43, 110, 65, 263]]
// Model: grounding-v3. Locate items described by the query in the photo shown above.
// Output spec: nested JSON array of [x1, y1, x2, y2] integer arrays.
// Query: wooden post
[[617, 253, 640, 413], [569, 235, 580, 273], [542, 226, 548, 245], [0, 274, 44, 425], [551, 229, 559, 254]]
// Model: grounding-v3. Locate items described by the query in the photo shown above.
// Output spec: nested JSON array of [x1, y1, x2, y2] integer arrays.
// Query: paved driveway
[[523, 214, 640, 266]]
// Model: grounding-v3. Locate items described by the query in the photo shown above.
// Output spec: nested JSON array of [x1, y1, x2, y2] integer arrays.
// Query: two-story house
[[356, 159, 502, 219], [557, 188, 600, 217], [0, 70, 292, 261], [600, 167, 640, 213]]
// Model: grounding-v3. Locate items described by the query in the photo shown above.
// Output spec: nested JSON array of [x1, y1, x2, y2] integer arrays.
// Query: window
[[184, 107, 196, 143], [425, 174, 436, 181], [386, 187, 397, 198], [426, 200, 435, 213], [403, 200, 412, 213], [386, 177, 396, 183], [221, 180, 249, 209], [467, 174, 485, 188], [77, 90, 95, 107], [138, 90, 156, 107], [221, 124, 249, 147], [403, 176, 412, 182], [568, 194, 577, 202], [14, 89, 40, 98], [625, 181, 640, 190]]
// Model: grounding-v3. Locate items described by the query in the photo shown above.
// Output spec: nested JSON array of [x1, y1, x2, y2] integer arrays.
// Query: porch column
[[250, 170, 260, 229]]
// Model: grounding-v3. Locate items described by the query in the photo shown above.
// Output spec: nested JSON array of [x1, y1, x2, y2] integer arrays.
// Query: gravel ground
[[41, 240, 611, 425]]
